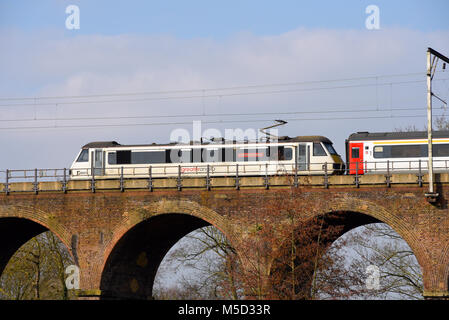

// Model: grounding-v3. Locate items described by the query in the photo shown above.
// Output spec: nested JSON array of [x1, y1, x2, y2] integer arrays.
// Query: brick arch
[[317, 197, 428, 277], [102, 199, 238, 265], [266, 197, 428, 299], [0, 204, 74, 275], [313, 197, 431, 298], [98, 199, 240, 299]]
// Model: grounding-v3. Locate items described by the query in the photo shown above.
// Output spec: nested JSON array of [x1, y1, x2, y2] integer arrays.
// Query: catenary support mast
[[425, 48, 449, 202]]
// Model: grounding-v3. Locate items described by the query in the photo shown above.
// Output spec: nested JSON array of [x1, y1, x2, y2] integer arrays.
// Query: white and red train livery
[[69, 130, 449, 179], [346, 131, 449, 175]]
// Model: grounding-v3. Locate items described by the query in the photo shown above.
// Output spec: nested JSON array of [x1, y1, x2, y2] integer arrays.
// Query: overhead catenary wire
[[1, 78, 448, 108], [2, 71, 447, 131], [0, 79, 443, 108], [0, 71, 435, 102], [0, 114, 444, 131], [0, 105, 432, 123]]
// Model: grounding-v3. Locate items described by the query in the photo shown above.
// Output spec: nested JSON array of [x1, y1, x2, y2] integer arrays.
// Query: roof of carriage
[[348, 131, 449, 141], [81, 136, 333, 149]]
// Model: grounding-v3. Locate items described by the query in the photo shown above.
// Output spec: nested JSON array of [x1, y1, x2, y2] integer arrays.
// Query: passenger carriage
[[346, 131, 449, 175]]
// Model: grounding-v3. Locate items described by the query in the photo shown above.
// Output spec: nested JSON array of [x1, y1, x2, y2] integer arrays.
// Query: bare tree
[[153, 226, 243, 300], [313, 223, 423, 300], [0, 231, 75, 300], [395, 113, 449, 132]]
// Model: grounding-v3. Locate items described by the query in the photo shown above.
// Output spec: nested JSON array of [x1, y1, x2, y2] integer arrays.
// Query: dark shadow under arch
[[100, 213, 211, 300], [0, 217, 48, 276], [320, 210, 381, 236]]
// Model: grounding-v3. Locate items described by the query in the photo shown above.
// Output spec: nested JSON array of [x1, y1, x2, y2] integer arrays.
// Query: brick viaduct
[[1, 173, 449, 299]]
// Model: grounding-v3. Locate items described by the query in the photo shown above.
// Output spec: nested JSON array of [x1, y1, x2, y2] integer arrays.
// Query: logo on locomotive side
[[181, 166, 217, 173]]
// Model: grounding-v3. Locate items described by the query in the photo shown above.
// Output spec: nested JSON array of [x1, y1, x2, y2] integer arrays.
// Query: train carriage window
[[373, 146, 384, 158], [373, 144, 430, 158], [422, 145, 429, 157], [298, 145, 306, 157], [169, 149, 192, 163], [278, 147, 285, 160], [116, 150, 132, 164], [390, 145, 422, 158], [192, 148, 202, 163], [76, 149, 89, 162], [131, 151, 166, 164], [202, 148, 222, 162], [351, 147, 360, 159], [257, 147, 270, 161], [269, 146, 279, 161], [247, 148, 260, 161], [373, 145, 385, 158], [182, 149, 193, 163], [235, 148, 272, 161], [108, 152, 117, 164], [223, 148, 235, 162], [236, 148, 251, 162], [313, 143, 327, 156], [236, 148, 244, 162], [268, 146, 293, 161], [283, 147, 293, 160], [434, 144, 449, 157]]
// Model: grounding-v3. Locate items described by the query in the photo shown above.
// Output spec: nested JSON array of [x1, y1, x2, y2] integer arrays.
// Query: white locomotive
[[69, 136, 345, 180]]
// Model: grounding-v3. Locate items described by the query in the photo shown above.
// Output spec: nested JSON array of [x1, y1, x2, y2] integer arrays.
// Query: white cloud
[[1, 27, 449, 168]]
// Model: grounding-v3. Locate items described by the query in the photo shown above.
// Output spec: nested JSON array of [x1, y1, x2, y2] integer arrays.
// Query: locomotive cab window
[[76, 149, 89, 162], [323, 142, 338, 155], [313, 143, 327, 156]]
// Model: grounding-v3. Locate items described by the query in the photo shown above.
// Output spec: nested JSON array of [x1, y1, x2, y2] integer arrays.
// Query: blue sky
[[1, 0, 448, 37], [1, 1, 449, 169]]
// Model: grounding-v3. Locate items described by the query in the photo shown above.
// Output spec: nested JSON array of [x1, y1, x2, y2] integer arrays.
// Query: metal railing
[[1, 159, 447, 194], [1, 168, 69, 194]]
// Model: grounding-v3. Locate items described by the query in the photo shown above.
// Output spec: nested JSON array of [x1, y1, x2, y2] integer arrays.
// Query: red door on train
[[349, 142, 364, 175]]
